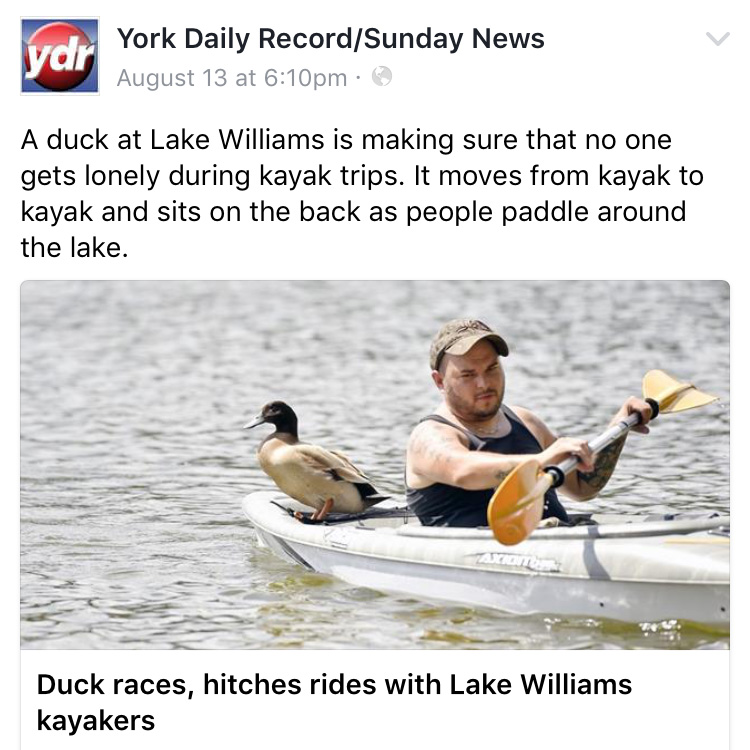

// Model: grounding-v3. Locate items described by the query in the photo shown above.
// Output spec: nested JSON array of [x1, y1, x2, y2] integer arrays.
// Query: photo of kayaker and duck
[[20, 281, 729, 649]]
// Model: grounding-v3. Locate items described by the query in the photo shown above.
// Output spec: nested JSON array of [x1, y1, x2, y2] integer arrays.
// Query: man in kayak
[[405, 319, 653, 527]]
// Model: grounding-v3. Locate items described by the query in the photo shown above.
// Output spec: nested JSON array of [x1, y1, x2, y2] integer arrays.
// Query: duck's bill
[[243, 415, 265, 429]]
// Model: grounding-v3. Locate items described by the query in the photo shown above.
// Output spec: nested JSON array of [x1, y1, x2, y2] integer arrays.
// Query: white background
[[4, 1, 747, 747]]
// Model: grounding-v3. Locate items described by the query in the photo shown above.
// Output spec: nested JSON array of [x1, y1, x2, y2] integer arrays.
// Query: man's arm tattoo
[[577, 435, 626, 493], [418, 432, 456, 465]]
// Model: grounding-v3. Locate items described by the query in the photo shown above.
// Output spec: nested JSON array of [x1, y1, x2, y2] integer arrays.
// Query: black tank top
[[406, 406, 569, 527]]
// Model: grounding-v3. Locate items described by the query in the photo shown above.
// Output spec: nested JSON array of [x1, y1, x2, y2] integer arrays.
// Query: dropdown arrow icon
[[706, 32, 730, 46]]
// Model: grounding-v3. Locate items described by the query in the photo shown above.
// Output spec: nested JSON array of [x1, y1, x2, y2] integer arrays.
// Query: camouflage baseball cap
[[429, 319, 509, 371]]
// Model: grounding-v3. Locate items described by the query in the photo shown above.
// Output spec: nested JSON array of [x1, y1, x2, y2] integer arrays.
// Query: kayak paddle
[[487, 370, 718, 546]]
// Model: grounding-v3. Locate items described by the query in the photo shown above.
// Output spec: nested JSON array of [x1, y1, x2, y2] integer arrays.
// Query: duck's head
[[243, 401, 299, 436]]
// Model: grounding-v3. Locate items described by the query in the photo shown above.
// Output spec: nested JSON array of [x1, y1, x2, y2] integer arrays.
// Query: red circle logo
[[24, 22, 95, 91]]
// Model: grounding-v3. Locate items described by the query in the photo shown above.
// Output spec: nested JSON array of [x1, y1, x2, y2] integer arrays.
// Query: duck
[[243, 401, 389, 521]]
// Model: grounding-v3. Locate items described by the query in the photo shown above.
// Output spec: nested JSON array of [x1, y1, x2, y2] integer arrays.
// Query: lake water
[[20, 281, 730, 649]]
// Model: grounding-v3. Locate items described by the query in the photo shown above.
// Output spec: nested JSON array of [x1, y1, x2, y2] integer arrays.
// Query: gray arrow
[[706, 31, 730, 46]]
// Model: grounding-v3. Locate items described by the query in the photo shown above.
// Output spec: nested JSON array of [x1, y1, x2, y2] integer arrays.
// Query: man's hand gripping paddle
[[487, 370, 718, 546]]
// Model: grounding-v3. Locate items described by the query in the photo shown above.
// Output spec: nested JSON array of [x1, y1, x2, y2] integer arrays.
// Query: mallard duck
[[244, 401, 388, 521]]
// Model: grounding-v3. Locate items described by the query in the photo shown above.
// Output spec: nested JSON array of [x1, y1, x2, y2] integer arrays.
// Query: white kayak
[[242, 492, 730, 629]]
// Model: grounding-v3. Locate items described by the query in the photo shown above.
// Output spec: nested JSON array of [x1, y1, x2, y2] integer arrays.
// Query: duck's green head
[[243, 401, 298, 436]]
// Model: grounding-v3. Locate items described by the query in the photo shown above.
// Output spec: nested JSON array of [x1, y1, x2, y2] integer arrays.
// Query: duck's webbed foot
[[311, 498, 334, 522]]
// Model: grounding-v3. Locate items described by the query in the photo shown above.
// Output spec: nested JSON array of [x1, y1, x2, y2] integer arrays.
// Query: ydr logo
[[22, 19, 99, 93]]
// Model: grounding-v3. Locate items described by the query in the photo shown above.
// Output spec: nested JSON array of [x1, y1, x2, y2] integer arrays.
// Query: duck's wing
[[295, 444, 370, 484], [328, 449, 375, 482]]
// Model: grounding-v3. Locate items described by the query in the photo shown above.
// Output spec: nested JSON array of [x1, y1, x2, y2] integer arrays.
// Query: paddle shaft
[[544, 397, 659, 488], [489, 373, 718, 546]]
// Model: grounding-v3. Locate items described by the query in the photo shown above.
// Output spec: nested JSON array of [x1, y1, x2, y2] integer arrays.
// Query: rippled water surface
[[21, 281, 730, 649]]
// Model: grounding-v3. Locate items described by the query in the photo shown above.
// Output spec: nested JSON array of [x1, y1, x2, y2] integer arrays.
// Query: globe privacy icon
[[372, 66, 392, 86]]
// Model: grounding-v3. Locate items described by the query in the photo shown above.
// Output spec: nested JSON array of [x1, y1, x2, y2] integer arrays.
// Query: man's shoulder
[[507, 404, 538, 424], [409, 415, 454, 438], [408, 414, 467, 449]]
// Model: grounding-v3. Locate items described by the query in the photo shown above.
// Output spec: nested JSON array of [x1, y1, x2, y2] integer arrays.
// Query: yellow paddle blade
[[487, 459, 552, 546], [642, 370, 719, 413]]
